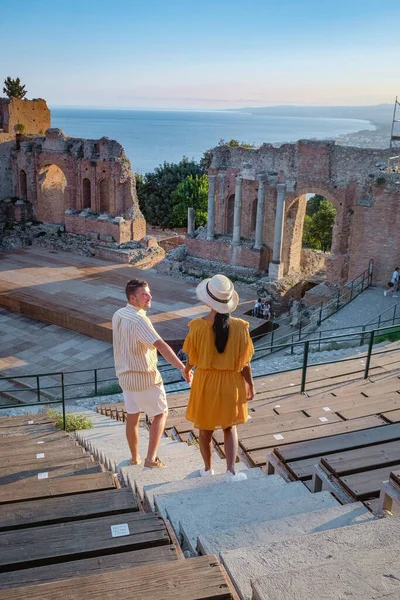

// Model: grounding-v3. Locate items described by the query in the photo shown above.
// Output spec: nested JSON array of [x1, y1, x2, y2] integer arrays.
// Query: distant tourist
[[112, 279, 191, 469], [262, 301, 271, 321], [384, 281, 395, 296], [391, 267, 400, 292], [183, 274, 255, 481], [253, 298, 262, 318]]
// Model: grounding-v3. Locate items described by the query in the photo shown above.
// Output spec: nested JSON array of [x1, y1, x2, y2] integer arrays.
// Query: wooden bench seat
[[0, 458, 102, 486], [0, 445, 87, 468], [0, 488, 138, 532], [339, 463, 400, 500], [321, 440, 400, 477], [0, 513, 169, 572], [0, 555, 232, 600], [0, 471, 116, 504], [0, 545, 179, 590]]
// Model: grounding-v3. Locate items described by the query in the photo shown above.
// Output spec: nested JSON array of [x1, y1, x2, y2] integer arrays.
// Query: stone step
[[251, 543, 400, 600], [153, 468, 267, 519], [221, 515, 400, 600], [161, 480, 339, 555], [197, 501, 374, 557]]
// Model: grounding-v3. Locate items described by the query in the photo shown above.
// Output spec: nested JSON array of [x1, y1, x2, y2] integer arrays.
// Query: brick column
[[206, 175, 216, 240], [232, 176, 243, 246], [254, 174, 266, 250]]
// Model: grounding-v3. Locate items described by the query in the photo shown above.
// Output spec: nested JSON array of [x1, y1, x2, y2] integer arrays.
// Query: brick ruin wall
[[188, 141, 400, 285], [0, 98, 145, 243]]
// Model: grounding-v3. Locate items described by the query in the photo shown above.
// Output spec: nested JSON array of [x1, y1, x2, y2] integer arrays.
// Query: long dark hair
[[213, 312, 231, 353]]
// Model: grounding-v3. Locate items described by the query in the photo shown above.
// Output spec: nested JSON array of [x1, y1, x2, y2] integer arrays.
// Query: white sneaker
[[199, 467, 215, 477], [225, 471, 247, 482]]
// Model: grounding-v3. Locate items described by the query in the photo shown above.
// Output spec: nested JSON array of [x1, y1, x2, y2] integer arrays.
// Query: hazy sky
[[2, 0, 399, 109]]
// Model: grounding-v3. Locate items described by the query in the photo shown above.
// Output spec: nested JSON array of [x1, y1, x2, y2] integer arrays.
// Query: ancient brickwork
[[0, 97, 50, 135], [192, 140, 398, 285]]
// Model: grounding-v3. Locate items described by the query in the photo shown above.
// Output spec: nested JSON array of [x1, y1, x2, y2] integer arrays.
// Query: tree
[[3, 77, 27, 99], [302, 199, 336, 252], [306, 194, 324, 217], [136, 157, 203, 228], [171, 174, 209, 227]]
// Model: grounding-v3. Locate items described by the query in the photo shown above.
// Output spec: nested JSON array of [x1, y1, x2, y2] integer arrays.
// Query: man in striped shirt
[[112, 279, 191, 468]]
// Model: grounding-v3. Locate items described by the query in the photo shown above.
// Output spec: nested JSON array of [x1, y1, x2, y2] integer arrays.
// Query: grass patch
[[97, 382, 122, 396], [47, 408, 93, 432], [375, 327, 400, 344]]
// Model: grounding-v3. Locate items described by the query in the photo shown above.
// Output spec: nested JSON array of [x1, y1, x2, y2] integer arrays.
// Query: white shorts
[[123, 384, 168, 417]]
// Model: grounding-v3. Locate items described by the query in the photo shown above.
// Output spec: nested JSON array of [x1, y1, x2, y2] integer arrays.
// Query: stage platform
[[0, 247, 256, 348]]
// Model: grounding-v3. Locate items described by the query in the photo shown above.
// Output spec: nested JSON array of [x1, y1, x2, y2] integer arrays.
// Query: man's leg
[[198, 429, 213, 472], [147, 410, 168, 463], [126, 412, 141, 463]]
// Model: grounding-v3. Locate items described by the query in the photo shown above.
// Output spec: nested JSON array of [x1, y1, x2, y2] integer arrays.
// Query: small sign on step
[[36, 453, 45, 459], [319, 417, 329, 422], [38, 472, 48, 480], [322, 407, 331, 412], [273, 434, 284, 440], [27, 420, 34, 425], [37, 441, 44, 444], [111, 524, 130, 538]]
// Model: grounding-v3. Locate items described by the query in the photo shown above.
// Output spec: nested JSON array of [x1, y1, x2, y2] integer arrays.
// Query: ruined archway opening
[[99, 179, 109, 213], [37, 164, 68, 224], [82, 178, 91, 209], [302, 194, 337, 253], [20, 170, 27, 199], [226, 194, 234, 235]]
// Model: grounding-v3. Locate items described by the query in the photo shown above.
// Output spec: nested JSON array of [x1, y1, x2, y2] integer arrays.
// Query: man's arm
[[241, 363, 255, 400], [154, 339, 192, 384]]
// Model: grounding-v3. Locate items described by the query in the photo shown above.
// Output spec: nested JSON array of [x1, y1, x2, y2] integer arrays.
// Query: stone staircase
[[74, 409, 400, 599]]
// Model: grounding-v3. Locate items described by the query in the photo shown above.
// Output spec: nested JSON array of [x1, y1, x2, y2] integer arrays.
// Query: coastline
[[336, 121, 392, 149]]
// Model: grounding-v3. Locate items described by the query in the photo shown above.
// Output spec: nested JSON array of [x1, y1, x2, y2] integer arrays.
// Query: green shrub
[[375, 327, 400, 344], [47, 408, 93, 432], [97, 382, 122, 396]]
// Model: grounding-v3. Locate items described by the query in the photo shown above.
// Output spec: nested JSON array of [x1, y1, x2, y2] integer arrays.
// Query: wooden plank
[[240, 413, 347, 453], [0, 424, 58, 438], [381, 409, 400, 423], [0, 446, 86, 467], [0, 415, 52, 429], [0, 432, 71, 449], [338, 396, 400, 420], [339, 463, 400, 500], [0, 458, 101, 485], [0, 555, 232, 600], [212, 411, 309, 445], [0, 513, 169, 570], [0, 545, 179, 589], [321, 440, 400, 477], [0, 472, 116, 504], [0, 488, 138, 531], [275, 419, 397, 462], [303, 392, 400, 417], [246, 417, 387, 467], [286, 456, 325, 481]]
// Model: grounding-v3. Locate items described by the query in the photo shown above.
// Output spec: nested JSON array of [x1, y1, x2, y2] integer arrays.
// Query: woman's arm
[[241, 363, 255, 400]]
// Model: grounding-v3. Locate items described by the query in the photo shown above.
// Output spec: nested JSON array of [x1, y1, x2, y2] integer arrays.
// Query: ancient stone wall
[[0, 98, 50, 135], [190, 140, 397, 285]]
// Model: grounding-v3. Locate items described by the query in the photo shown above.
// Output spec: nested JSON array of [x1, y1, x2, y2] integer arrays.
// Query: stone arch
[[19, 170, 27, 199], [82, 178, 91, 209], [99, 179, 109, 213], [283, 188, 339, 277], [226, 194, 235, 235], [37, 164, 68, 224]]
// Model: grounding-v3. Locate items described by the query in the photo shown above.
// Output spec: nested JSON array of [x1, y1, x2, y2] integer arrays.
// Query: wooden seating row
[[0, 414, 235, 599]]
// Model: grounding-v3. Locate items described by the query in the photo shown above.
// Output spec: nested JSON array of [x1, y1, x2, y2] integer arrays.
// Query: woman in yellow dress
[[183, 274, 255, 482]]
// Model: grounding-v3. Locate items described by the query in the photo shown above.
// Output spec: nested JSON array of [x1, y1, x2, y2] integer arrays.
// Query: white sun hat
[[196, 274, 239, 314]]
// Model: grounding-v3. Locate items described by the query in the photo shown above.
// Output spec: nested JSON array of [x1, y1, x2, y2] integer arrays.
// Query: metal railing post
[[318, 301, 323, 326], [36, 375, 40, 403], [378, 315, 381, 329], [94, 369, 98, 395], [360, 324, 365, 346], [291, 333, 294, 355], [318, 330, 322, 352], [300, 341, 309, 393], [393, 304, 397, 326], [364, 330, 375, 379], [270, 324, 275, 353], [61, 372, 66, 430], [336, 290, 340, 311], [298, 319, 302, 341], [350, 280, 354, 301]]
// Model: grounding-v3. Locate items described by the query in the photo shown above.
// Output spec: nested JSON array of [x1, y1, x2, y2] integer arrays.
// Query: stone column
[[232, 176, 243, 246], [187, 207, 195, 235], [269, 183, 286, 280], [206, 175, 216, 240], [254, 175, 266, 250]]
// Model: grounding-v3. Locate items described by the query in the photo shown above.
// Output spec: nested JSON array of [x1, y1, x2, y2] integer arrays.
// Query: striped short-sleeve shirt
[[112, 303, 162, 392]]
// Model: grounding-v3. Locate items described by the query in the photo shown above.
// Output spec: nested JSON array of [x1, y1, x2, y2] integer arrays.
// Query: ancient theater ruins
[[185, 141, 400, 286]]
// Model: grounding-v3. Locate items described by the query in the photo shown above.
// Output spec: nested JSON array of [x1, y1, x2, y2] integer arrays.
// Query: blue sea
[[51, 108, 373, 174]]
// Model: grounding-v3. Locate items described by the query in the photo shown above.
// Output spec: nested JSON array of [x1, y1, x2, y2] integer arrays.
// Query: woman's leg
[[198, 429, 214, 471], [223, 426, 238, 474]]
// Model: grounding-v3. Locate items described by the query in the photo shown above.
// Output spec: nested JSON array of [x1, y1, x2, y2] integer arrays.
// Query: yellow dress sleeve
[[236, 322, 254, 371], [183, 321, 198, 366]]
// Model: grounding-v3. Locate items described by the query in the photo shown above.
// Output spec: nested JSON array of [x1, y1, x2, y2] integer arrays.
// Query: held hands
[[181, 367, 193, 386]]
